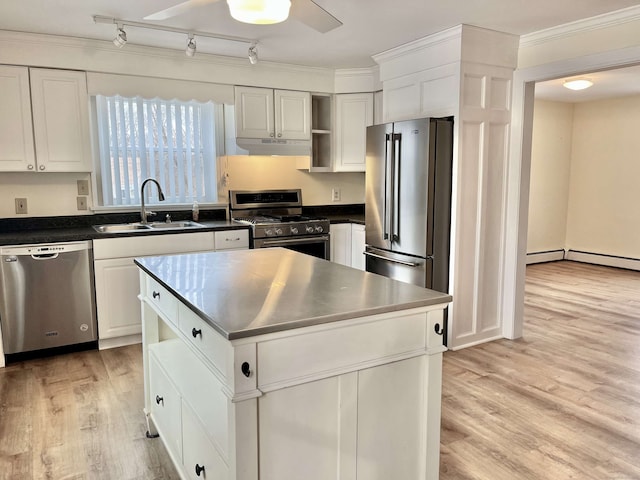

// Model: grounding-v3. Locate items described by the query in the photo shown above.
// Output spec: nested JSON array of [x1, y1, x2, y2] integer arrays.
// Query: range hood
[[235, 137, 312, 156]]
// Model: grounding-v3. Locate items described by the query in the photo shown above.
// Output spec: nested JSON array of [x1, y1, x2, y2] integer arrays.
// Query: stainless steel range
[[229, 189, 330, 260]]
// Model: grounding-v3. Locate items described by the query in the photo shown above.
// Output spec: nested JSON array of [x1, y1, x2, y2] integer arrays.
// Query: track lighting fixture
[[94, 15, 257, 63], [248, 44, 259, 65], [186, 35, 196, 57], [113, 25, 127, 48]]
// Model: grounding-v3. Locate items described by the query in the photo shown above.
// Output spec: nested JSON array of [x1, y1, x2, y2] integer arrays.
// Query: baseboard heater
[[526, 249, 640, 271]]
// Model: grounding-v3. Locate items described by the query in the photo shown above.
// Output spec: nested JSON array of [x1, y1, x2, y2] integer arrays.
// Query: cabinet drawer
[[146, 276, 178, 322], [257, 312, 427, 390], [149, 353, 183, 460], [182, 401, 229, 480], [214, 229, 249, 250]]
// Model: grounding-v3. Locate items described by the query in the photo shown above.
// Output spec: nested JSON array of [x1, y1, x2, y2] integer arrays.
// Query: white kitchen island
[[136, 248, 451, 480]]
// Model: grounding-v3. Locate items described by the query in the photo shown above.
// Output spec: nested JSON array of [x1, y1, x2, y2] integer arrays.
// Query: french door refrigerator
[[365, 117, 453, 293]]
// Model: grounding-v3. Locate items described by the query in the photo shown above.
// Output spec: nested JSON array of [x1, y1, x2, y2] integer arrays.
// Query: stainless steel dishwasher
[[0, 241, 97, 359]]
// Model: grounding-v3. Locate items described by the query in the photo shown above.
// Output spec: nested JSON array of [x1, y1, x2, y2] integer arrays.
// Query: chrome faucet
[[140, 178, 165, 224]]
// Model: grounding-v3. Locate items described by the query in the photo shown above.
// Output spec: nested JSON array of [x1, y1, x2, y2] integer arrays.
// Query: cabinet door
[[274, 90, 311, 140], [182, 401, 229, 480], [94, 257, 142, 339], [0, 66, 35, 171], [350, 224, 366, 271], [29, 68, 92, 172], [149, 353, 183, 461], [333, 93, 373, 172], [234, 86, 275, 138], [330, 224, 351, 266]]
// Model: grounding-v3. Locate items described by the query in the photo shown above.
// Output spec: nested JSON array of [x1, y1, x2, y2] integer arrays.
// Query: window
[[94, 95, 219, 207]]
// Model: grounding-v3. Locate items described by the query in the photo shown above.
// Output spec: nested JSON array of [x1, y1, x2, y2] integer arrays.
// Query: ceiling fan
[[144, 0, 342, 33]]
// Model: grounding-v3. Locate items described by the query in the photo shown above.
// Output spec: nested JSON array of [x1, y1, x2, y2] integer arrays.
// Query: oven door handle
[[261, 235, 330, 247]]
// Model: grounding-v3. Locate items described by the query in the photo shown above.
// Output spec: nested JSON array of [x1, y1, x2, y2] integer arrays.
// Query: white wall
[[528, 95, 640, 261], [566, 95, 640, 258], [219, 156, 364, 205], [527, 100, 573, 253]]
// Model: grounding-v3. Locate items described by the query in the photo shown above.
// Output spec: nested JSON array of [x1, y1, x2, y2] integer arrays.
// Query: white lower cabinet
[[94, 230, 247, 349], [140, 269, 445, 480], [330, 223, 365, 271]]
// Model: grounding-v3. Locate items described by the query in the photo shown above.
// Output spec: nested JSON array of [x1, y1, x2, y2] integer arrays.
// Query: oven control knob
[[275, 228, 283, 236], [265, 229, 274, 236], [315, 225, 324, 233], [305, 225, 314, 234], [290, 227, 299, 235]]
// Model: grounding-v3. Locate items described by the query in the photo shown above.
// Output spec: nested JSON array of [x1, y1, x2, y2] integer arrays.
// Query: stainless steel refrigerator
[[365, 117, 453, 293]]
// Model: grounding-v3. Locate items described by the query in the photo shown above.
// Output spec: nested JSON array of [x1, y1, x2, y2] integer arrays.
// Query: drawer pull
[[152, 291, 160, 299], [434, 323, 444, 336], [192, 327, 202, 338], [195, 464, 205, 477], [241, 361, 252, 378], [155, 395, 164, 406]]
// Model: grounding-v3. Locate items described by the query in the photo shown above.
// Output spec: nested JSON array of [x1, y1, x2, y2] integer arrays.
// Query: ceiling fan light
[[227, 0, 291, 25], [563, 79, 593, 91]]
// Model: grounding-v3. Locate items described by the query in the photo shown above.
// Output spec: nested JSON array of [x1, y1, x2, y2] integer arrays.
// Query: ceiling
[[3, 0, 640, 103], [2, 0, 640, 70]]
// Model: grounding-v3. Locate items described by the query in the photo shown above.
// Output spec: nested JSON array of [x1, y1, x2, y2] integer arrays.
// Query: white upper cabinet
[[234, 86, 311, 140], [0, 66, 92, 173], [0, 66, 36, 171], [29, 68, 92, 172], [333, 93, 374, 172]]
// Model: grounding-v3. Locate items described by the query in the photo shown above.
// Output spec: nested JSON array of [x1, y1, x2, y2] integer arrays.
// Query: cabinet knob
[[434, 323, 444, 336], [277, 133, 282, 138], [152, 291, 160, 299], [155, 395, 164, 406], [195, 464, 205, 477], [241, 361, 252, 378], [39, 165, 45, 171], [192, 327, 202, 338], [270, 132, 275, 137], [27, 164, 34, 170]]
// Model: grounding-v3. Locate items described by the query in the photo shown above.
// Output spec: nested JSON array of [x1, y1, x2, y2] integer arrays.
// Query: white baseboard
[[99, 333, 142, 350], [565, 250, 640, 272], [526, 249, 565, 265]]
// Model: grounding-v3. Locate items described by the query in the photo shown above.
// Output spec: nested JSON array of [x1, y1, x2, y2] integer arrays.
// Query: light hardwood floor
[[440, 261, 640, 479], [1, 260, 638, 479]]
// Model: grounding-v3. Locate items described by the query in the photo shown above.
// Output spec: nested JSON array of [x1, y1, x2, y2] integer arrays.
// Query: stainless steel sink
[[93, 223, 151, 233], [93, 220, 204, 234], [149, 221, 204, 229]]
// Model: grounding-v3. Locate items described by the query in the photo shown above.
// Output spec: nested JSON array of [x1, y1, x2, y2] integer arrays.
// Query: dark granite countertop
[[0, 209, 249, 246], [136, 248, 451, 340], [304, 204, 365, 225]]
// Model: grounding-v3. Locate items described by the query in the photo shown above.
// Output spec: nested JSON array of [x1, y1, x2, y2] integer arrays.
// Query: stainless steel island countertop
[[135, 248, 452, 340]]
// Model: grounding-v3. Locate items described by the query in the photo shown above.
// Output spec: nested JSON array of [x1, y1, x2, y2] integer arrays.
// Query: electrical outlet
[[331, 187, 341, 202], [77, 196, 88, 211], [77, 179, 89, 195], [15, 198, 28, 214]]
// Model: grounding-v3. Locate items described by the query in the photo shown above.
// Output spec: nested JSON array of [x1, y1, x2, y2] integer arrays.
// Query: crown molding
[[372, 25, 463, 65], [520, 5, 640, 48]]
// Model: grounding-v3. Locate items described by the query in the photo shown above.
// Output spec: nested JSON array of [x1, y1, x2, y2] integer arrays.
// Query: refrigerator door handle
[[364, 250, 421, 267], [391, 133, 401, 242], [384, 133, 393, 240]]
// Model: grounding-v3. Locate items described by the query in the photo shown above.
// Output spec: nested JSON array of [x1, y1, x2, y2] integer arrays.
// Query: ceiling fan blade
[[144, 0, 221, 21], [290, 0, 342, 33]]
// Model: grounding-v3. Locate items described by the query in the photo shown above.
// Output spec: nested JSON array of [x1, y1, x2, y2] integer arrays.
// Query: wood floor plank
[[441, 261, 640, 480]]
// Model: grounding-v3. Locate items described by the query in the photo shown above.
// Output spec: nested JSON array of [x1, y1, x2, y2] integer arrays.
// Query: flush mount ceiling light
[[227, 0, 291, 25], [185, 34, 196, 57], [113, 25, 127, 48], [563, 78, 594, 91], [248, 44, 258, 64]]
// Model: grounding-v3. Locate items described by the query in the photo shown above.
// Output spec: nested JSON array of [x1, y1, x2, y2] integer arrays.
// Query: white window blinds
[[95, 95, 218, 206]]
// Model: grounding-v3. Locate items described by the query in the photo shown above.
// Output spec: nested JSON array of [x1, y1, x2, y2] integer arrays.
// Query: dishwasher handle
[[31, 253, 59, 260]]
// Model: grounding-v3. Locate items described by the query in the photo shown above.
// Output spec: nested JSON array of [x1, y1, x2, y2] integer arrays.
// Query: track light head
[[186, 35, 196, 57], [113, 26, 127, 48], [248, 44, 258, 65]]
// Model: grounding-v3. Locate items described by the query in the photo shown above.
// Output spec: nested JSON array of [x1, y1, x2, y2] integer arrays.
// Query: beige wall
[[220, 156, 365, 206], [566, 96, 640, 258], [528, 95, 640, 260], [527, 100, 573, 253]]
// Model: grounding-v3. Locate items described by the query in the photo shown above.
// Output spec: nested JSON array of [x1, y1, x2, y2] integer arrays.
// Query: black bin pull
[[195, 464, 205, 477]]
